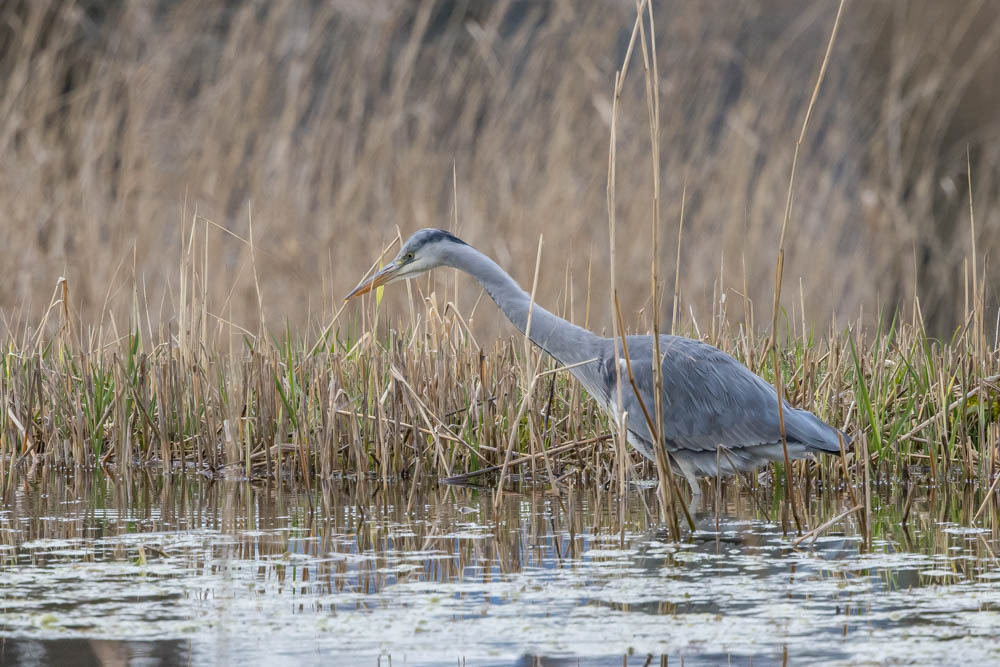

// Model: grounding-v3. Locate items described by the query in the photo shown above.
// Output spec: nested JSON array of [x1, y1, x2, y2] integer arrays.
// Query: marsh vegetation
[[2, 0, 997, 535]]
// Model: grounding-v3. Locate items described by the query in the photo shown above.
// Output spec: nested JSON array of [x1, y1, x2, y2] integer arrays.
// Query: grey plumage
[[347, 229, 849, 491]]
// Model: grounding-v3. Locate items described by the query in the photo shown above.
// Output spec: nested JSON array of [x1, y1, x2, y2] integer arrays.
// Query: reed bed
[[1, 204, 999, 538], [1, 256, 997, 500]]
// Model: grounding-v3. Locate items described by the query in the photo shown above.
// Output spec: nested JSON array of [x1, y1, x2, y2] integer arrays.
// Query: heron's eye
[[404, 252, 414, 261]]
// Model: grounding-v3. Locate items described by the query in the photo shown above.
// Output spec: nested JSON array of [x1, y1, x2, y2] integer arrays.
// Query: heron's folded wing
[[616, 336, 839, 453]]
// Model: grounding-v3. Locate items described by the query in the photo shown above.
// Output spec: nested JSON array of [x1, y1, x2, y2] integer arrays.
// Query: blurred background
[[1, 0, 998, 341]]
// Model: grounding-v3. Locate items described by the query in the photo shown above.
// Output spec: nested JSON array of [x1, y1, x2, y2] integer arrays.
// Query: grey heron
[[346, 228, 849, 491]]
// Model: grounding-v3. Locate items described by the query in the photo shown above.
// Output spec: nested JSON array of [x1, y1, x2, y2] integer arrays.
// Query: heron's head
[[345, 229, 468, 300]]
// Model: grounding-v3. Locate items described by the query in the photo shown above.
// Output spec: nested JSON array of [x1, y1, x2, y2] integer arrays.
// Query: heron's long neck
[[446, 244, 601, 367]]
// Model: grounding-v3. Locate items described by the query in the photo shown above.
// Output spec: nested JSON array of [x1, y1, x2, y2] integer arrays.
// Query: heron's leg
[[674, 458, 702, 497]]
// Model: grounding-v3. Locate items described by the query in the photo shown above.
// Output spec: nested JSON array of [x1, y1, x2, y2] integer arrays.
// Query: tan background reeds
[[2, 0, 999, 340]]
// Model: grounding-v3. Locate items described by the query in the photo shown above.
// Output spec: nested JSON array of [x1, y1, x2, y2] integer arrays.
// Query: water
[[1, 471, 998, 665]]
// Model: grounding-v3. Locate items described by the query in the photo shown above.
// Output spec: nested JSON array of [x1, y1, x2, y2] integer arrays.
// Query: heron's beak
[[344, 262, 399, 300]]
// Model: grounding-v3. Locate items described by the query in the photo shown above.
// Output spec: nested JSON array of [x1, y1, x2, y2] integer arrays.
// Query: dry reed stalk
[[767, 0, 845, 535], [635, 0, 684, 529], [791, 504, 863, 547], [494, 236, 546, 507], [671, 186, 686, 338], [614, 296, 692, 534], [973, 472, 1000, 523], [604, 0, 650, 535]]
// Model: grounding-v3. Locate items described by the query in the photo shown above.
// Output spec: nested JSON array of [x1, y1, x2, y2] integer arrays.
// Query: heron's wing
[[611, 335, 840, 453]]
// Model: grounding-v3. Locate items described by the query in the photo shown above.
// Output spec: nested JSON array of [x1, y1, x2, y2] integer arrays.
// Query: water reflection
[[0, 470, 998, 665], [0, 638, 190, 667]]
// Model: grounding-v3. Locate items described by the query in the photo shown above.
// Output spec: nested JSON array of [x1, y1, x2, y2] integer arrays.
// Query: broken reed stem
[[441, 434, 612, 484], [791, 504, 863, 547], [973, 471, 1000, 523], [893, 373, 1000, 445]]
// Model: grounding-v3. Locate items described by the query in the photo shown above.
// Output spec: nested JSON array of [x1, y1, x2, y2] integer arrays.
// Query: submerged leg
[[674, 458, 702, 497]]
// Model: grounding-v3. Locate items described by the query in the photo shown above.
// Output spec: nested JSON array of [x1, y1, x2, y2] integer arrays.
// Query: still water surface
[[1, 471, 998, 665]]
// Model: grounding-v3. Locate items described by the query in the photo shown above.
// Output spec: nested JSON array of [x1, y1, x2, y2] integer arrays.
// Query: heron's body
[[347, 229, 848, 491], [568, 334, 844, 489]]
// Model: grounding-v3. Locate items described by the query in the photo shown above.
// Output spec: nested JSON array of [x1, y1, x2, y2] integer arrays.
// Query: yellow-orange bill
[[344, 263, 397, 300]]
